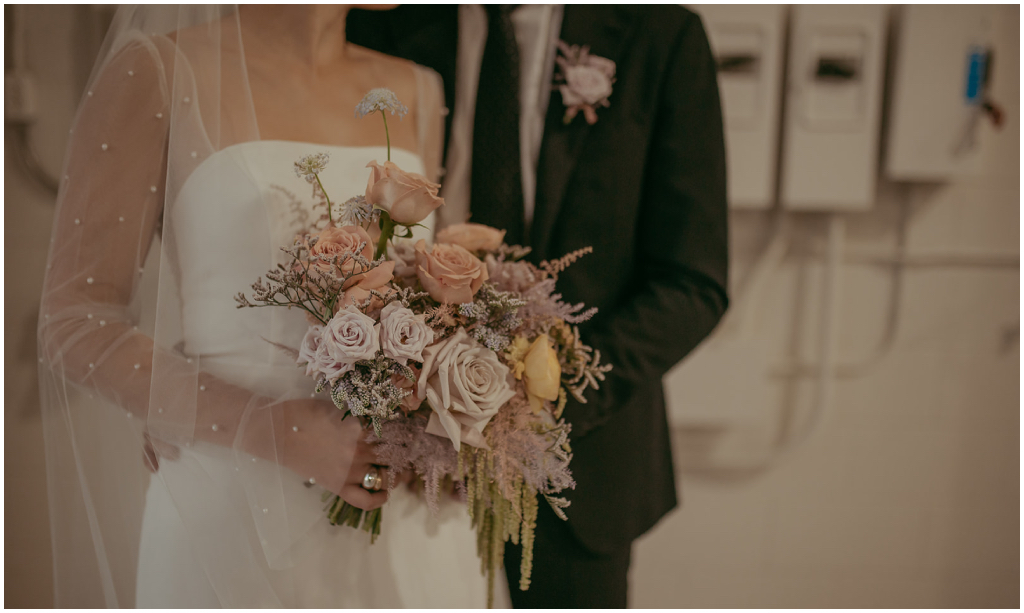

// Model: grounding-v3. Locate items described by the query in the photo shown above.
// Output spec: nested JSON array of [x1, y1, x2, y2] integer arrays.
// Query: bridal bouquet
[[236, 89, 610, 605]]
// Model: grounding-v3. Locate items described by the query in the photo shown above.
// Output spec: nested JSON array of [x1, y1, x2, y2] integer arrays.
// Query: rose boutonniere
[[554, 40, 616, 125]]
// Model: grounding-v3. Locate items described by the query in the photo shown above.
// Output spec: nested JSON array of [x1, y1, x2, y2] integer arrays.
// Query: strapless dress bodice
[[169, 141, 430, 396]]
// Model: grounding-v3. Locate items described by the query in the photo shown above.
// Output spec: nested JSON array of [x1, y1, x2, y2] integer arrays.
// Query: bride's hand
[[279, 399, 389, 511]]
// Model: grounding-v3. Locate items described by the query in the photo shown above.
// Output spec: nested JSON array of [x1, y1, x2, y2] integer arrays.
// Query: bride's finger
[[353, 444, 385, 466], [340, 484, 388, 511], [346, 460, 390, 489]]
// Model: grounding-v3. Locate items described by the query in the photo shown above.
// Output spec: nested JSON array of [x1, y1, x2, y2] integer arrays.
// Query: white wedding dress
[[134, 141, 499, 607]]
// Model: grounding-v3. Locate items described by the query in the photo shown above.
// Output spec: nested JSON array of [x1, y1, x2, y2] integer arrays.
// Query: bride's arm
[[38, 40, 387, 509]]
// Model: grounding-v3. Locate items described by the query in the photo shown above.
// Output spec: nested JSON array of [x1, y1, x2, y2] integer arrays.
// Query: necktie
[[470, 5, 526, 246]]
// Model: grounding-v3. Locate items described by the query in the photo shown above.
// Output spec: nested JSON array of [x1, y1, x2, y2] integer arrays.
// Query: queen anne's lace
[[293, 152, 330, 183], [337, 195, 379, 227], [354, 88, 409, 118]]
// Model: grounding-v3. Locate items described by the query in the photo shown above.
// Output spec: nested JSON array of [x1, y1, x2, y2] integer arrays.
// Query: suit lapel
[[529, 6, 634, 260]]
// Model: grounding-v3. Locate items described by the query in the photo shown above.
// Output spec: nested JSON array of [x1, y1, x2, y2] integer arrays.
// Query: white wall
[[632, 4, 1019, 607], [4, 5, 88, 607], [4, 5, 1019, 608]]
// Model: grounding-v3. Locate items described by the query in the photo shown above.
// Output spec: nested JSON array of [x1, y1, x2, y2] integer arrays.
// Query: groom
[[349, 5, 728, 608]]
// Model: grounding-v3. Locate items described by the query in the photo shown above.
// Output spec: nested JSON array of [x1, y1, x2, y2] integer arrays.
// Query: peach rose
[[310, 226, 373, 274], [414, 239, 488, 304], [337, 261, 395, 312], [365, 160, 444, 224], [436, 223, 506, 252]]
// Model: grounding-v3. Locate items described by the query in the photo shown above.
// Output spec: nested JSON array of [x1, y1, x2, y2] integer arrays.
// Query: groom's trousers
[[503, 503, 632, 608]]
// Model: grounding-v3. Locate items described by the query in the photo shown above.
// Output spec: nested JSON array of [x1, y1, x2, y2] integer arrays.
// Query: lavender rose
[[297, 325, 324, 377], [417, 328, 516, 450], [387, 238, 419, 285], [379, 301, 434, 365], [318, 306, 380, 379], [313, 343, 350, 383]]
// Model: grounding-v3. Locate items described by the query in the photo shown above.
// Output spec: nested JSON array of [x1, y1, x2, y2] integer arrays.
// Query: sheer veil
[[37, 5, 445, 607]]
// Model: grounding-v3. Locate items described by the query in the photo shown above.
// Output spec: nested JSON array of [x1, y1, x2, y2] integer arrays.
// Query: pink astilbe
[[485, 252, 597, 339], [371, 414, 460, 514], [516, 278, 597, 337], [486, 255, 539, 295], [486, 391, 575, 497]]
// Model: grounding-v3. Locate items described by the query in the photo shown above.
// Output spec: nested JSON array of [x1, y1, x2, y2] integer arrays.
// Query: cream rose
[[365, 160, 444, 224], [417, 328, 516, 450], [414, 239, 488, 304], [309, 225, 373, 274], [522, 334, 562, 414], [318, 306, 379, 379], [563, 64, 614, 105], [436, 223, 506, 252], [379, 301, 434, 365]]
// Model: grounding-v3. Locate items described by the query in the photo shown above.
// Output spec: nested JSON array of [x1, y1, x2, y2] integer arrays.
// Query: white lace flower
[[337, 195, 380, 227], [355, 88, 409, 119], [294, 152, 330, 184]]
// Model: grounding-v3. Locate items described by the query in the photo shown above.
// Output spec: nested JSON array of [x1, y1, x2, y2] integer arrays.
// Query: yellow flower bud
[[523, 334, 561, 414]]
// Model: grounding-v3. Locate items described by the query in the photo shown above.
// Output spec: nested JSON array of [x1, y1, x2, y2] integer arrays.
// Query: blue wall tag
[[964, 48, 986, 105]]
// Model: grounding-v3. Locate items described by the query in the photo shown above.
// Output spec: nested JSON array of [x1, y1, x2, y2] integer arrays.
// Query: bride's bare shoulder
[[346, 44, 423, 92]]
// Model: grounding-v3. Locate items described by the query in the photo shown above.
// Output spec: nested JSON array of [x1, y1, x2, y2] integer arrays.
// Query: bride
[[37, 5, 491, 607]]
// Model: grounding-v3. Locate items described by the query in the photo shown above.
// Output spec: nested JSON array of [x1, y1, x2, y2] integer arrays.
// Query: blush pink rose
[[365, 160, 444, 224], [309, 225, 373, 274], [436, 223, 507, 252], [414, 239, 488, 304]]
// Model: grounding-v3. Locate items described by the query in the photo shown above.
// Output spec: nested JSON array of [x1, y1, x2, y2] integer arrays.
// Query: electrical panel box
[[884, 5, 996, 181], [693, 4, 787, 210], [779, 5, 887, 211]]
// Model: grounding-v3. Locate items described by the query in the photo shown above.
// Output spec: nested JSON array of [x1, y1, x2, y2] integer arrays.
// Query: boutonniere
[[554, 40, 616, 125]]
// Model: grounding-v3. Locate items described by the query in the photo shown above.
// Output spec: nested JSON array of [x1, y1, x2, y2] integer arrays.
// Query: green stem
[[381, 112, 391, 162], [375, 212, 395, 260], [328, 497, 383, 544], [315, 173, 333, 225]]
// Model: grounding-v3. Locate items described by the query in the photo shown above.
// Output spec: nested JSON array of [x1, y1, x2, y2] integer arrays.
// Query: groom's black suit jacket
[[349, 5, 729, 555]]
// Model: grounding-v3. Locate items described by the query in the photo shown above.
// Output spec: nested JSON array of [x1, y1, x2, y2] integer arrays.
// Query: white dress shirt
[[438, 4, 564, 231]]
